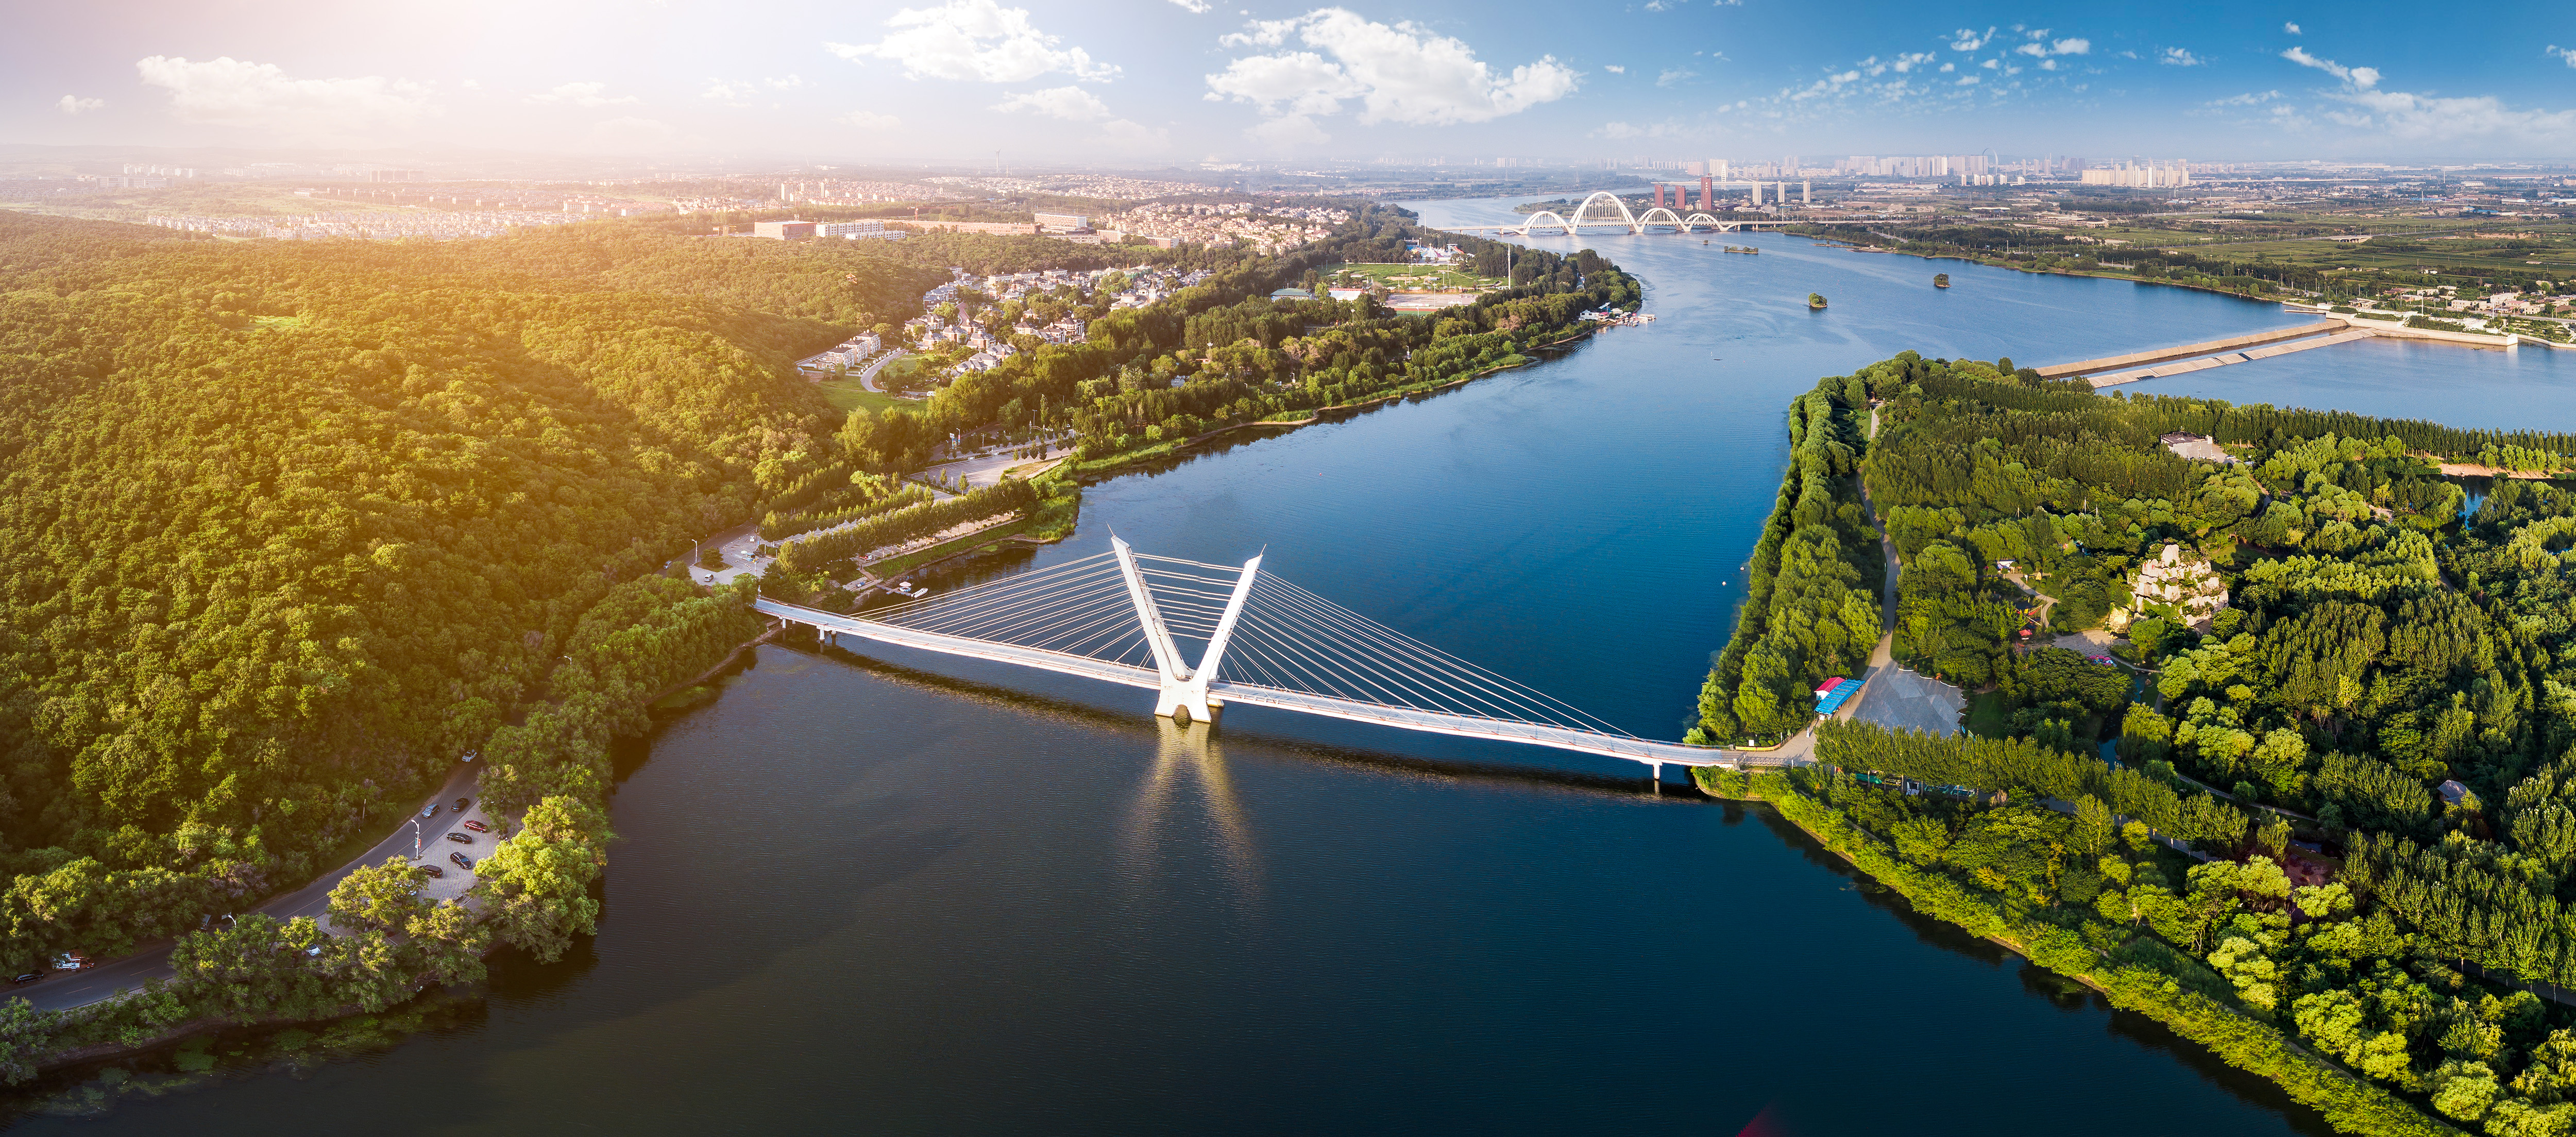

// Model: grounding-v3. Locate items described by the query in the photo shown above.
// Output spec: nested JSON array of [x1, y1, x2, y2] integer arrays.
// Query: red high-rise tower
[[1699, 175, 1714, 211]]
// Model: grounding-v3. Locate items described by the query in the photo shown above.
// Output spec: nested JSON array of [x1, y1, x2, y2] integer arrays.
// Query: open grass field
[[818, 376, 917, 414], [1324, 261, 1502, 292]]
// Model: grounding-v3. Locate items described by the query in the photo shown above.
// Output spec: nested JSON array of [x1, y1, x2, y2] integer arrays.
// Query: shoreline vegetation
[[0, 199, 1640, 1090], [1691, 352, 2576, 1135]]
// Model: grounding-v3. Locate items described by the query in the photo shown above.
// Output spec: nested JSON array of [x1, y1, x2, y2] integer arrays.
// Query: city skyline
[[7, 0, 2576, 165]]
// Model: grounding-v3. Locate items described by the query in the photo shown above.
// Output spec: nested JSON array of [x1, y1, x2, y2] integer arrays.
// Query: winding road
[[10, 763, 485, 1013]]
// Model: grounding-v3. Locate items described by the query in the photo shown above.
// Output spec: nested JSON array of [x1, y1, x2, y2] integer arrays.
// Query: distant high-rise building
[[1709, 158, 1728, 180], [1783, 155, 1799, 175], [2079, 160, 2192, 188]]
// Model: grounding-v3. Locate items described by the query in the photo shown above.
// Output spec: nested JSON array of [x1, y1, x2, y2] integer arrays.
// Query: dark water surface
[[29, 197, 2548, 1135]]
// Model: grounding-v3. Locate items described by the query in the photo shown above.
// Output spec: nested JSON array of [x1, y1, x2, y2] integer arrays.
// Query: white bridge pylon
[[1113, 536, 1254, 725], [752, 543, 1768, 774]]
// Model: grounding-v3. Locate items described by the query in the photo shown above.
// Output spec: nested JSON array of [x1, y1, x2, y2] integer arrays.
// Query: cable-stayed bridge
[[752, 539, 1773, 777]]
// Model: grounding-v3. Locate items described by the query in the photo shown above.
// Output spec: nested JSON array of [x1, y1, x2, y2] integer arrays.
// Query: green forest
[[0, 194, 1639, 1074], [1693, 352, 2576, 1134]]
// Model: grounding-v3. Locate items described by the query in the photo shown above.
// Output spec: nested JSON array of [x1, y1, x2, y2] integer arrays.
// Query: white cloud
[[2283, 22, 2301, 35], [2015, 37, 2088, 58], [1094, 118, 1172, 152], [2282, 49, 2576, 145], [57, 95, 104, 115], [1169, 0, 1213, 10], [1656, 68, 1697, 88], [134, 56, 434, 138], [841, 109, 902, 130], [1206, 8, 1579, 143], [2281, 47, 2375, 88], [994, 85, 1112, 121], [828, 0, 1116, 83], [1938, 61, 1955, 73], [580, 117, 680, 153], [2551, 45, 2576, 69], [2160, 47, 2204, 66], [703, 75, 808, 108], [531, 82, 638, 107], [1220, 18, 1300, 47], [1245, 113, 1330, 147], [1604, 64, 1625, 74], [1950, 26, 1993, 52], [1599, 120, 1641, 139], [1957, 75, 1979, 86], [2208, 90, 2281, 106]]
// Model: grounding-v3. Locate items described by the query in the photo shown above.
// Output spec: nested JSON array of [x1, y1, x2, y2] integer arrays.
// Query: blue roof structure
[[1813, 677, 1865, 715]]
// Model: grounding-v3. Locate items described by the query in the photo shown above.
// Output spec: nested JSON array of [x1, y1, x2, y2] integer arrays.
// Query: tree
[[2071, 795, 2115, 860], [0, 998, 57, 1085], [327, 858, 432, 936], [167, 914, 335, 1024], [471, 796, 613, 963]]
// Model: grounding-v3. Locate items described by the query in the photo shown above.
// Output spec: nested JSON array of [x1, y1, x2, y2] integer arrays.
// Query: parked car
[[50, 954, 86, 972], [9, 972, 40, 985], [419, 863, 445, 878], [449, 852, 473, 870], [460, 750, 479, 763], [452, 797, 471, 813], [462, 819, 490, 833], [444, 831, 472, 844]]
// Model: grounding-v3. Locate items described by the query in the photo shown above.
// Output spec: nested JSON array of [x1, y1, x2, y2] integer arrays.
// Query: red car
[[462, 819, 489, 833], [419, 863, 445, 878]]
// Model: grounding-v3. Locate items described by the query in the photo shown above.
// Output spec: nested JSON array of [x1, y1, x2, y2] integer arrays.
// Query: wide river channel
[[16, 197, 2576, 1135]]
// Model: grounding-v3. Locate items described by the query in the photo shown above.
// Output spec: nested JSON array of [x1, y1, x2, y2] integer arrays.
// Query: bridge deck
[[2034, 320, 2344, 378], [754, 598, 1776, 768]]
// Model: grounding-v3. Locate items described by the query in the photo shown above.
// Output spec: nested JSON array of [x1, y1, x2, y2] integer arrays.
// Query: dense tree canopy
[[0, 212, 906, 970], [1706, 350, 2576, 1134]]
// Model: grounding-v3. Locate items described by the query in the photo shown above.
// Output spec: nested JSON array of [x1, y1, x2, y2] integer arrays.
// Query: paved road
[[10, 763, 484, 1013], [855, 348, 909, 392]]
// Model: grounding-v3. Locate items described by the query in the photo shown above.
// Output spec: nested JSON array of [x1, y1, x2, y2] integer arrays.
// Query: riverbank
[[1689, 767, 2449, 1137], [1068, 336, 1584, 480]]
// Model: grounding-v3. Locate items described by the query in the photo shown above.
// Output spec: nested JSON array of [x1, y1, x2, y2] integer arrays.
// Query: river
[[16, 196, 2554, 1134]]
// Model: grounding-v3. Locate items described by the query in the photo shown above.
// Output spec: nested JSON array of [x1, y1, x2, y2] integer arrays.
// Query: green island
[[0, 199, 1637, 1080], [1694, 352, 2576, 1135]]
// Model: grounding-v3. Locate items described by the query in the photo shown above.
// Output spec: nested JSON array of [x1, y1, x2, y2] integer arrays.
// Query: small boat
[[1808, 293, 1828, 310], [1935, 273, 1951, 289]]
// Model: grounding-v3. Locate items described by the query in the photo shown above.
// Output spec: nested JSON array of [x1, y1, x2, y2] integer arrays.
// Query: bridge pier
[[1649, 761, 1662, 792]]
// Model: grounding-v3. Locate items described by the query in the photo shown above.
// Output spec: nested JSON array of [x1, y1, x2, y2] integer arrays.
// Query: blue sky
[[8, 0, 2576, 164]]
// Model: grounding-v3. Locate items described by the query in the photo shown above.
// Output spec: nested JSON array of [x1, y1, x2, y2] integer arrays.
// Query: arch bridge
[[754, 539, 1777, 779], [1489, 191, 1791, 237]]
